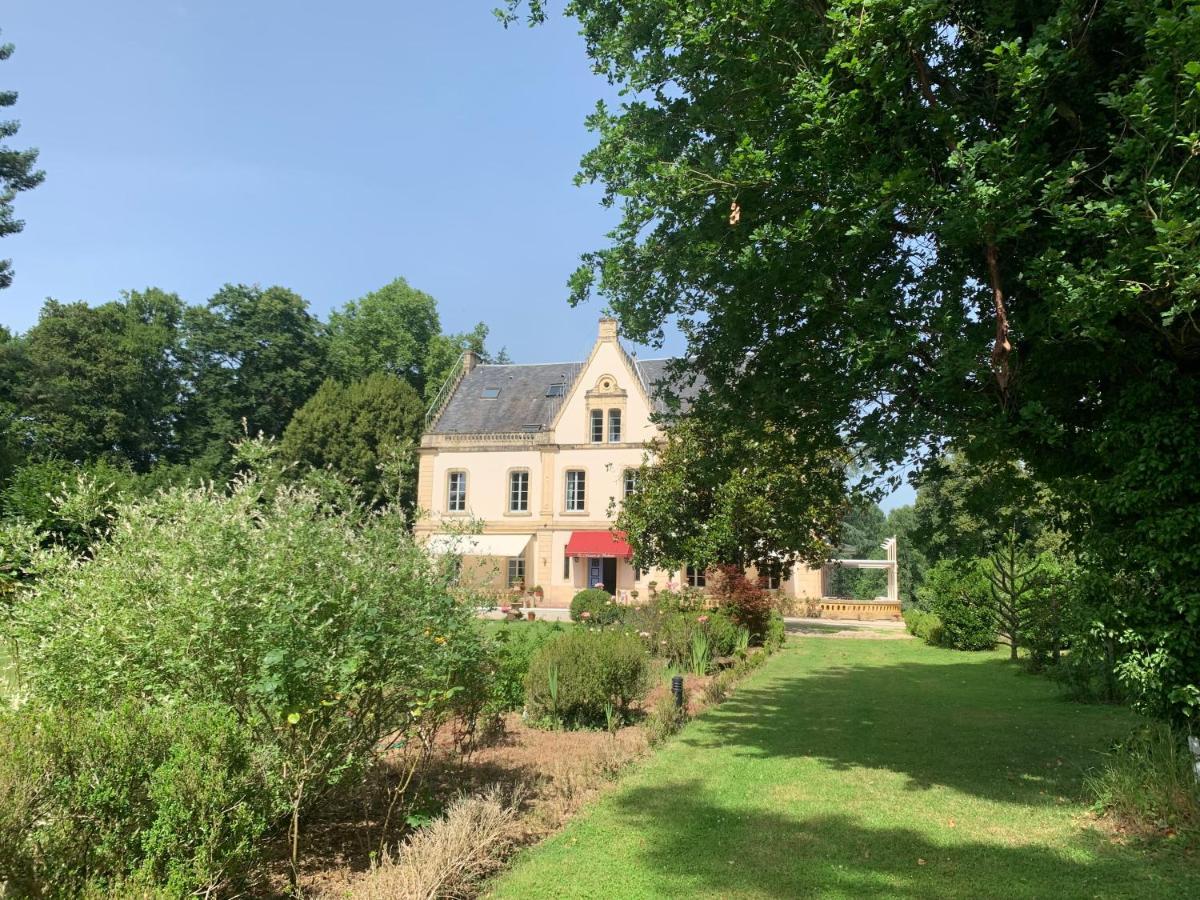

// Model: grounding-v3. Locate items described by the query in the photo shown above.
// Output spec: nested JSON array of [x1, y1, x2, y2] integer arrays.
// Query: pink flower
[[499, 606, 511, 613], [698, 615, 710, 624], [593, 581, 604, 589], [581, 611, 592, 620]]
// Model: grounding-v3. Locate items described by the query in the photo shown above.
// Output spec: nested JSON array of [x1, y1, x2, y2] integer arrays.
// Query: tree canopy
[[280, 373, 425, 507], [508, 0, 1200, 720], [0, 277, 500, 492], [616, 417, 846, 577]]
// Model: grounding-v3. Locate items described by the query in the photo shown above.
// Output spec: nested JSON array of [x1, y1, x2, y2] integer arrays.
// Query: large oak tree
[[506, 1, 1200, 719]]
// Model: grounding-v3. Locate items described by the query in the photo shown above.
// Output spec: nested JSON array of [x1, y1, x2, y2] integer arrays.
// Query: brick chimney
[[462, 349, 480, 373], [598, 317, 618, 342]]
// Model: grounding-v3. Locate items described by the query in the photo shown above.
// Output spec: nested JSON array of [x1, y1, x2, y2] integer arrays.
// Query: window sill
[[503, 510, 533, 517]]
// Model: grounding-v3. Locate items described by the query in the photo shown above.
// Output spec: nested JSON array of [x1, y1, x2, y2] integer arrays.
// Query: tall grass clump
[[1087, 723, 1200, 839], [690, 629, 711, 676], [351, 786, 521, 900]]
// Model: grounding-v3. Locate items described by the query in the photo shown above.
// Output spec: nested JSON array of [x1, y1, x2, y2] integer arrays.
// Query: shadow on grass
[[607, 782, 1195, 899], [680, 650, 1137, 807]]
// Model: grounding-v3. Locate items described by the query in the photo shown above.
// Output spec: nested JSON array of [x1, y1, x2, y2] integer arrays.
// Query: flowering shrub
[[524, 630, 650, 728], [649, 585, 705, 614], [570, 588, 621, 625], [656, 609, 739, 669]]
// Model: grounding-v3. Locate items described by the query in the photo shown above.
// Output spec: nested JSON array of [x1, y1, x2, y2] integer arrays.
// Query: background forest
[[0, 277, 505, 522]]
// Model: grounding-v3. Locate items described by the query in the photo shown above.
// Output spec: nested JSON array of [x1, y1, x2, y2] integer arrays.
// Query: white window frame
[[686, 565, 707, 588], [565, 469, 586, 512], [508, 469, 529, 513], [608, 408, 622, 443], [589, 409, 604, 443], [447, 470, 467, 513]]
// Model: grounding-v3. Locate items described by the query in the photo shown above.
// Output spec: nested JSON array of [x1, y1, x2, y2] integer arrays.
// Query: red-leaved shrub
[[710, 566, 773, 642]]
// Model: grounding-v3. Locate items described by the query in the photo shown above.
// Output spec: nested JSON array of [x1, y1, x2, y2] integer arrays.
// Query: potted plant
[[532, 584, 544, 601], [630, 589, 640, 603], [526, 610, 537, 621]]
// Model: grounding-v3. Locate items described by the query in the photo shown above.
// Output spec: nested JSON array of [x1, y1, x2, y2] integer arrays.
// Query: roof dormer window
[[545, 383, 566, 397], [480, 388, 500, 399]]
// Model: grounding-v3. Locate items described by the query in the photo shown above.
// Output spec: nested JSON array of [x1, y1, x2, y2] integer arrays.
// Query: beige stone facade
[[415, 318, 898, 618]]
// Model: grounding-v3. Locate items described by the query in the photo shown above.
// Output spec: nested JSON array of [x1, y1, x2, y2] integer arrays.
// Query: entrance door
[[601, 558, 617, 595]]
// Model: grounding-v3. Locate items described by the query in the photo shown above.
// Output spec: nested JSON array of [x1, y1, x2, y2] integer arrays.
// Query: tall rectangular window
[[590, 409, 604, 443], [686, 565, 706, 588], [608, 409, 622, 442], [565, 470, 586, 512], [447, 471, 466, 512], [507, 557, 525, 588], [623, 469, 637, 498], [763, 574, 781, 591], [508, 470, 529, 512]]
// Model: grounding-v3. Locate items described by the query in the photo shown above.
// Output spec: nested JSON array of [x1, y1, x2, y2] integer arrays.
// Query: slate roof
[[428, 355, 703, 435], [429, 362, 584, 434], [634, 358, 705, 416]]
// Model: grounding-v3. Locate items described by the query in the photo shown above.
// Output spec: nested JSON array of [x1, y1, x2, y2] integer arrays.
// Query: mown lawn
[[489, 637, 1199, 899]]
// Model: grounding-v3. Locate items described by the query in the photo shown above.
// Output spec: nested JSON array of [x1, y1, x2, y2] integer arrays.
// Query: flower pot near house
[[526, 611, 536, 621]]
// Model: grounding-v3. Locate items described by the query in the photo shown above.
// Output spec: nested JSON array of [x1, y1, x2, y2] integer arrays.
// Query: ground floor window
[[507, 557, 525, 588], [763, 573, 781, 590], [686, 565, 706, 588]]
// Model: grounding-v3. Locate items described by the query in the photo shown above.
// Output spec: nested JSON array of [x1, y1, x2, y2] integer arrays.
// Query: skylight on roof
[[481, 388, 501, 399], [545, 383, 566, 397]]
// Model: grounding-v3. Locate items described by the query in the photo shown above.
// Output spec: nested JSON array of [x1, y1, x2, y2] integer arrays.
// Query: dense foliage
[[708, 565, 772, 642], [0, 701, 273, 897], [524, 630, 651, 728], [617, 416, 846, 576], [485, 620, 571, 713], [0, 276, 499, 505], [569, 587, 621, 625], [918, 560, 999, 651], [280, 372, 424, 507], [2, 447, 490, 892], [507, 0, 1200, 720]]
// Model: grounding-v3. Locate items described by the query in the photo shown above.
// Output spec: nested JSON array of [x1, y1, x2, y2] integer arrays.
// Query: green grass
[[489, 638, 1200, 899]]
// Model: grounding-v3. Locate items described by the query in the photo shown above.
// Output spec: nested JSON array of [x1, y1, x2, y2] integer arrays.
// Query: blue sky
[[0, 1, 915, 508], [1, 2, 642, 354]]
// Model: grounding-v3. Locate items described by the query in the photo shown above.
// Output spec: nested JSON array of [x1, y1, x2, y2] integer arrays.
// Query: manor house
[[414, 317, 898, 616]]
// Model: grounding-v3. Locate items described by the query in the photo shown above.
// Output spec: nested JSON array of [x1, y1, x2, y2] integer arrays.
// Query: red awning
[[565, 530, 632, 559]]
